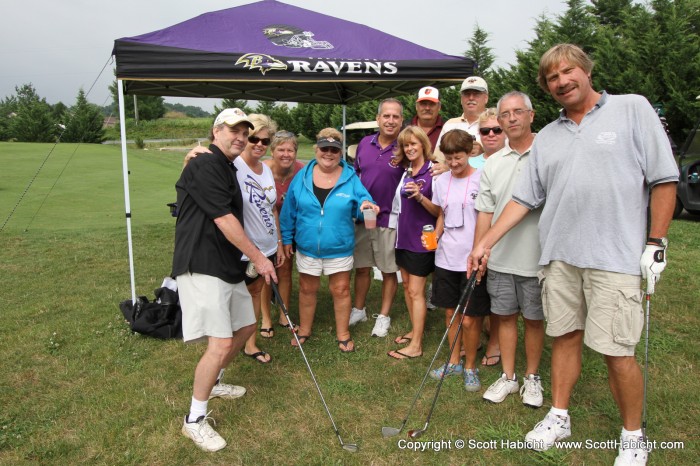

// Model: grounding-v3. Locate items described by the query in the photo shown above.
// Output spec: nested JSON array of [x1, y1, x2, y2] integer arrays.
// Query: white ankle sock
[[622, 427, 642, 438], [216, 369, 225, 385], [187, 397, 208, 423], [550, 407, 568, 418]]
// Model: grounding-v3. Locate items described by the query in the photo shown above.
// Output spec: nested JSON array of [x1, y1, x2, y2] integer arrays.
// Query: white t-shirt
[[432, 169, 482, 271], [234, 157, 279, 260]]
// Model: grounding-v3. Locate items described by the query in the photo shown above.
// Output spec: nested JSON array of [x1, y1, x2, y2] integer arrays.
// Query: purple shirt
[[396, 161, 437, 252], [354, 133, 403, 228]]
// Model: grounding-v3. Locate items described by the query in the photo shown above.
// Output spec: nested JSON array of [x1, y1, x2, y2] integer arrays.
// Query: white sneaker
[[209, 383, 246, 400], [371, 314, 391, 337], [520, 374, 544, 408], [524, 412, 571, 451], [182, 413, 227, 452], [614, 434, 650, 465], [483, 373, 519, 403], [349, 307, 368, 326]]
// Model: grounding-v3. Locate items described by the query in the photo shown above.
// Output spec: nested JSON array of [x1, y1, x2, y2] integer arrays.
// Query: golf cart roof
[[343, 121, 379, 131]]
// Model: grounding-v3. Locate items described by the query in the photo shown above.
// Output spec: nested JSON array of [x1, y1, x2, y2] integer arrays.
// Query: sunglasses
[[274, 131, 295, 138], [320, 147, 341, 154], [479, 127, 504, 136], [248, 136, 271, 145]]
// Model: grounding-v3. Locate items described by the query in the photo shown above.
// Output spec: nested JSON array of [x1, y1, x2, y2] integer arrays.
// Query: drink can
[[245, 261, 259, 278], [422, 225, 438, 251]]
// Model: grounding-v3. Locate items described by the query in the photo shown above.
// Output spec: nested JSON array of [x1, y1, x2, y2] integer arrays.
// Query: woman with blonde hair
[[388, 126, 440, 360]]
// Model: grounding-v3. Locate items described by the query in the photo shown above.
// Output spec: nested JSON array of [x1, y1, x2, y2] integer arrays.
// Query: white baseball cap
[[214, 108, 254, 128], [417, 86, 440, 103], [460, 76, 488, 93]]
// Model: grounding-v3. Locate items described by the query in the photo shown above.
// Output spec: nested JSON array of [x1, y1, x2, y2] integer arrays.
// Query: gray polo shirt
[[512, 92, 679, 275], [476, 140, 541, 277]]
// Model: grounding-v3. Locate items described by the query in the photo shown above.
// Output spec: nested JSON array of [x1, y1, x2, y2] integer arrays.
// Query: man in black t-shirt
[[173, 108, 277, 452]]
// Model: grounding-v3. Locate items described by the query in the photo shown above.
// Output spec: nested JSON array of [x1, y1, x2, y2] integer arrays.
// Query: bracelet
[[417, 195, 424, 203]]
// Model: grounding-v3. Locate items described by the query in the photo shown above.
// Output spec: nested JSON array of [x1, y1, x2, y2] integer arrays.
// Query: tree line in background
[[1, 0, 697, 146], [213, 0, 700, 147]]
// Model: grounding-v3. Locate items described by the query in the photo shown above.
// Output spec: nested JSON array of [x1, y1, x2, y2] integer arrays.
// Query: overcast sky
[[0, 0, 569, 112]]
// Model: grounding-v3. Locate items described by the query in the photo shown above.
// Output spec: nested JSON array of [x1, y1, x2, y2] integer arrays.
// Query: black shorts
[[395, 249, 435, 277], [431, 266, 490, 317]]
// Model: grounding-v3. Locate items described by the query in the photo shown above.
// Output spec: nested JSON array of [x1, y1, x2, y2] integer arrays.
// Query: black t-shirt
[[171, 145, 246, 283]]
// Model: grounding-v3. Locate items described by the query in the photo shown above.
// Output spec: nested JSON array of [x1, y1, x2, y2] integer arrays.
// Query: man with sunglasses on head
[[174, 108, 277, 452], [475, 92, 545, 409], [469, 44, 678, 465], [349, 98, 405, 337]]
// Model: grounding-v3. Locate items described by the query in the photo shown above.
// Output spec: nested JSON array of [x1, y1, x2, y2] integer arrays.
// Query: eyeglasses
[[319, 147, 341, 154], [479, 127, 504, 136], [248, 136, 271, 145], [498, 109, 530, 120]]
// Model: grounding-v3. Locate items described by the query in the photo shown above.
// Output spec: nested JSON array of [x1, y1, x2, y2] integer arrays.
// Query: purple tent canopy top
[[113, 0, 475, 104]]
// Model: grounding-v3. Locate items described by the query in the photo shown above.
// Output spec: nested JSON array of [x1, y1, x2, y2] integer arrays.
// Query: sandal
[[244, 350, 271, 364], [481, 354, 501, 367], [278, 321, 300, 332], [387, 349, 422, 360], [394, 335, 412, 345], [259, 327, 274, 339], [291, 335, 310, 348], [337, 338, 355, 353]]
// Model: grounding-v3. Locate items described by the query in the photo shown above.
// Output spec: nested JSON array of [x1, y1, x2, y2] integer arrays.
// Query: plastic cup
[[362, 208, 377, 229]]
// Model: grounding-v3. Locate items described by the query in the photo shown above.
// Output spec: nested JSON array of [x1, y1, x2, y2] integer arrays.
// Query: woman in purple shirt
[[388, 126, 440, 360]]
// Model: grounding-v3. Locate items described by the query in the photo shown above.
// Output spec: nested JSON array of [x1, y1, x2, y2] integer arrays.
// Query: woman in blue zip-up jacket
[[280, 128, 378, 353]]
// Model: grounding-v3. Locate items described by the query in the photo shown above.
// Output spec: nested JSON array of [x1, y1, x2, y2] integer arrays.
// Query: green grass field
[[0, 142, 698, 465]]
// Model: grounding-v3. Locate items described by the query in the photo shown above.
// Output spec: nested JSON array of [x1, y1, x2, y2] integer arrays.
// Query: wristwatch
[[647, 237, 668, 248]]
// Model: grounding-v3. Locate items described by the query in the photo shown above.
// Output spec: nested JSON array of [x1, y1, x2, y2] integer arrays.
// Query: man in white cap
[[434, 76, 489, 162], [173, 108, 277, 452], [410, 86, 444, 151]]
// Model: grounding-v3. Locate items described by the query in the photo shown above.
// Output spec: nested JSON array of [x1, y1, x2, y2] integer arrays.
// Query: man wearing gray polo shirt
[[475, 91, 545, 409], [468, 44, 678, 465]]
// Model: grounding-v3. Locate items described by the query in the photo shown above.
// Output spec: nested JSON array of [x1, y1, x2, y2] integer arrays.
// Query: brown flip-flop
[[394, 335, 412, 345], [388, 349, 422, 360]]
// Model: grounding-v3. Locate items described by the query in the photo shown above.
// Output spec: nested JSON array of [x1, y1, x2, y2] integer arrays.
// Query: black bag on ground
[[119, 286, 182, 339]]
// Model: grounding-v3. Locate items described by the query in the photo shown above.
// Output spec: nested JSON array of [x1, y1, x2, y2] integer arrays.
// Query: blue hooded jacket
[[280, 159, 373, 258]]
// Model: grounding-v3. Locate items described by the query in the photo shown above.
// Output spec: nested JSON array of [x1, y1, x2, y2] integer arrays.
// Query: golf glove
[[640, 245, 666, 294]]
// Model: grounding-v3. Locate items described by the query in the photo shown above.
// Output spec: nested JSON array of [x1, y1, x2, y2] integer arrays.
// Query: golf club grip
[[457, 271, 479, 314]]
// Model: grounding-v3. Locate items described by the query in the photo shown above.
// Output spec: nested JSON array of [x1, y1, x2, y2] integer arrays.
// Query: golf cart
[[673, 117, 700, 218], [342, 120, 379, 164]]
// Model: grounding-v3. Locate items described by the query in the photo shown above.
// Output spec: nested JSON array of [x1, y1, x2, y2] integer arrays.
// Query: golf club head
[[408, 428, 425, 439], [342, 443, 359, 453], [381, 426, 401, 438]]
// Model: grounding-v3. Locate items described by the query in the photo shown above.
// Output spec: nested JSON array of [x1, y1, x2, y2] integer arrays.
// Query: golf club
[[407, 271, 478, 439], [642, 281, 653, 441], [271, 282, 359, 453], [382, 271, 478, 439]]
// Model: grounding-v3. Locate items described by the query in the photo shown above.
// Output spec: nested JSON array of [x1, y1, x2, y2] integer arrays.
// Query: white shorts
[[295, 252, 353, 277], [176, 272, 255, 343]]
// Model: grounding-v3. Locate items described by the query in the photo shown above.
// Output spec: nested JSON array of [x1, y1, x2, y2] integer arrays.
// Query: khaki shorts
[[353, 224, 399, 273], [539, 261, 644, 356], [296, 252, 353, 277], [177, 272, 255, 343]]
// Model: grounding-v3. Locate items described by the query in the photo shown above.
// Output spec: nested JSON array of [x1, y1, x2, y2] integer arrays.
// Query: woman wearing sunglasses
[[261, 131, 305, 332], [184, 113, 282, 364], [280, 128, 378, 353], [471, 108, 506, 368]]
